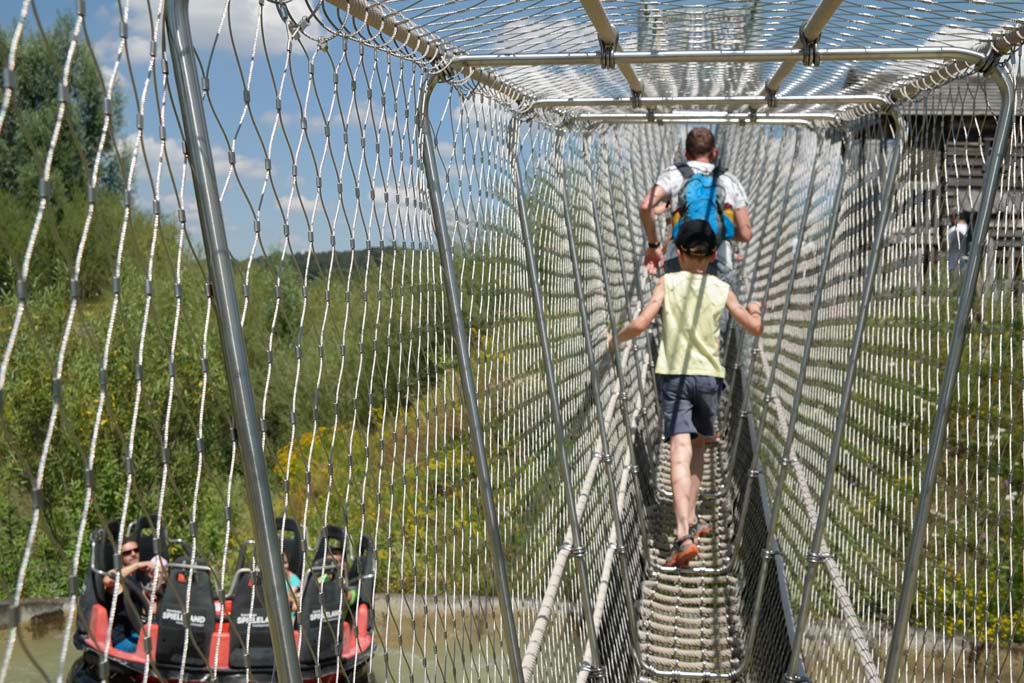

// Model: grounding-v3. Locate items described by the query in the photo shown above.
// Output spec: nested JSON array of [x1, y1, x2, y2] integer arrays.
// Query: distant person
[[283, 552, 301, 617], [102, 540, 164, 652], [639, 127, 753, 281], [947, 210, 971, 274], [318, 543, 346, 584], [316, 543, 357, 617], [610, 220, 763, 568]]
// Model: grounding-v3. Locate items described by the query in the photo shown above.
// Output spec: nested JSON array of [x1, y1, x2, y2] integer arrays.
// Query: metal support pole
[[733, 133, 826, 669], [750, 134, 825, 494], [749, 135, 881, 683], [509, 122, 604, 676], [882, 63, 1016, 683], [584, 135, 655, 543], [607, 146, 648, 314], [558, 132, 644, 659], [164, 1, 302, 678], [600, 141, 646, 395], [717, 129, 802, 566], [606, 147, 658, 502], [768, 131, 849, 680], [417, 76, 526, 683], [786, 108, 906, 679]]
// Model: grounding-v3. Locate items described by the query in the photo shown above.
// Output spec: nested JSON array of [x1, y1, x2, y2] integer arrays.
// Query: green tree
[[0, 13, 124, 297]]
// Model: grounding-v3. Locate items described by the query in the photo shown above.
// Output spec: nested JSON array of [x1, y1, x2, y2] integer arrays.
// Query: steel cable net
[[0, 1, 1023, 683], [742, 61, 1024, 681], [309, 0, 1024, 116]]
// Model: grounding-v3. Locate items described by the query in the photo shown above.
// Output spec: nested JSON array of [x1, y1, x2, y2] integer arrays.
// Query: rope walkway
[[638, 442, 742, 678]]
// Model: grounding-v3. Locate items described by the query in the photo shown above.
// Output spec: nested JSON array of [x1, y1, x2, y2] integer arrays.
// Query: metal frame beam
[[578, 0, 644, 96], [417, 75, 527, 683], [533, 95, 888, 109], [554, 129, 646, 674], [324, 1, 1015, 125], [784, 108, 906, 680], [882, 61, 1016, 683], [164, 0, 303, 678], [763, 0, 847, 98], [576, 113, 834, 126], [453, 47, 983, 69], [325, 2, 1019, 124], [886, 19, 1024, 104], [509, 123, 604, 680]]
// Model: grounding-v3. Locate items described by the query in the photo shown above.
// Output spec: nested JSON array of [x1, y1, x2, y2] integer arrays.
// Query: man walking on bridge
[[639, 128, 753, 279]]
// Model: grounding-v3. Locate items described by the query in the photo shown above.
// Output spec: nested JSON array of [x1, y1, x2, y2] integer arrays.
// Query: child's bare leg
[[669, 433, 694, 540], [689, 440, 705, 527]]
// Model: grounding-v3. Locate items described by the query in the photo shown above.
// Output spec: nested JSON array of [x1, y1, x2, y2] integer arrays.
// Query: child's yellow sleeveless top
[[655, 271, 730, 378]]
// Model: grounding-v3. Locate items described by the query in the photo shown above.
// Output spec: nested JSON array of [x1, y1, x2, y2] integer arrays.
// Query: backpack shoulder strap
[[711, 165, 730, 204], [675, 162, 694, 180]]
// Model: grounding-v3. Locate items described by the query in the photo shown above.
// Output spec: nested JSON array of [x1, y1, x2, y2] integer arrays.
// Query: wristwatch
[[647, 241, 660, 249]]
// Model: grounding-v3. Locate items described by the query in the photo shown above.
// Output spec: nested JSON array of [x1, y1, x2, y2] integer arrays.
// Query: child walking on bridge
[[611, 219, 763, 568]]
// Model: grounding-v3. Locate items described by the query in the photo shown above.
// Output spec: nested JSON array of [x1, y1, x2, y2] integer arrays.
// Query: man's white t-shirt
[[948, 220, 968, 249], [656, 160, 748, 266]]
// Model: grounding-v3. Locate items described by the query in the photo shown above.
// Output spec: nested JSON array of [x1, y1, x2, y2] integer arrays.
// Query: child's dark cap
[[674, 219, 717, 256]]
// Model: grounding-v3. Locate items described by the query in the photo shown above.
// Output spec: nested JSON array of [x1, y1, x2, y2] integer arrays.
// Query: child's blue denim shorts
[[657, 374, 724, 440]]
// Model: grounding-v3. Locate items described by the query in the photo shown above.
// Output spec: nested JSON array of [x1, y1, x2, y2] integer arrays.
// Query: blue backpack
[[673, 164, 735, 244]]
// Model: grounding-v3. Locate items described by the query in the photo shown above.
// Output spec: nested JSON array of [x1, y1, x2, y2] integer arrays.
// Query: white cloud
[[89, 0, 304, 86], [187, 0, 295, 58], [435, 141, 455, 162], [123, 132, 265, 191]]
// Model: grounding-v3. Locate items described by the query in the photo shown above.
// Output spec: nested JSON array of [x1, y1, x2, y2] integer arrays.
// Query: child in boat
[[283, 552, 301, 618]]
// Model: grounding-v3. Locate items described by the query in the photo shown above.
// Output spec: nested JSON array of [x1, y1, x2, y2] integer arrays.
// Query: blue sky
[[2, 0, 461, 257]]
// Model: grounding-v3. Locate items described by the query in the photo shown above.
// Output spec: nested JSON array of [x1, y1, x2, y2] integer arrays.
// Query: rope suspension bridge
[[0, 1, 1022, 681]]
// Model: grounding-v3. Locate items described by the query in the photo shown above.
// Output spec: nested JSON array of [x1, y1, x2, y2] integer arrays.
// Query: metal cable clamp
[[799, 26, 821, 67], [598, 35, 619, 69], [975, 48, 1002, 75], [807, 551, 831, 564]]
